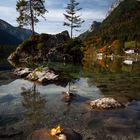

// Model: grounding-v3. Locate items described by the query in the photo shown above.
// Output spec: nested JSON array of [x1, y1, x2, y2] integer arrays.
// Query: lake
[[0, 57, 140, 140]]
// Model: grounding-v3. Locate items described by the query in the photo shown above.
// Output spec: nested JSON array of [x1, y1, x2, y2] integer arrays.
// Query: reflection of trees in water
[[83, 55, 140, 99], [21, 84, 47, 130], [83, 57, 123, 74]]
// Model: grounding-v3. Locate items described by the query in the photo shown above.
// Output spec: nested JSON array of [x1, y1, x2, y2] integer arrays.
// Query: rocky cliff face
[[8, 31, 70, 63]]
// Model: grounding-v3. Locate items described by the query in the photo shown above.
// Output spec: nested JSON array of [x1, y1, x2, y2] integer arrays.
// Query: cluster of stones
[[90, 97, 123, 109], [14, 67, 59, 84]]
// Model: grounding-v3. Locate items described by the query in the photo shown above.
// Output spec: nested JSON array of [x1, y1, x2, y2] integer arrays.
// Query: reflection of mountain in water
[[0, 59, 16, 86], [21, 84, 47, 130]]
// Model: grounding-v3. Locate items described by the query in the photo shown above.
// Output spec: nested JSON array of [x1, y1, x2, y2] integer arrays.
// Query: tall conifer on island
[[63, 0, 84, 38], [16, 0, 47, 35]]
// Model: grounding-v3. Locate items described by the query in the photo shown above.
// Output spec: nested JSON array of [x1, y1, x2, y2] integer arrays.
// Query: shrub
[[36, 43, 45, 50], [125, 41, 136, 49], [112, 40, 124, 55], [56, 38, 84, 62]]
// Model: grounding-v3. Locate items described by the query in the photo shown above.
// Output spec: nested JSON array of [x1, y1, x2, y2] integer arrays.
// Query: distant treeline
[[84, 0, 140, 43]]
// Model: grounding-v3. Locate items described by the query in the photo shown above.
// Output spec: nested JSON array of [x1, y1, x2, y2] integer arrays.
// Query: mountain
[[78, 21, 101, 40], [0, 29, 21, 45], [80, 0, 140, 42], [0, 19, 32, 45]]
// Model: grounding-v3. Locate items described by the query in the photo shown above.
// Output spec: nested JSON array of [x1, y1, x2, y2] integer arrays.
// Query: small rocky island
[[8, 30, 84, 64]]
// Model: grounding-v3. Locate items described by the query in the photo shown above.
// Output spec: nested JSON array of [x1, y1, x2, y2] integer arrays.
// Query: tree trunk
[[30, 0, 35, 35], [68, 82, 70, 92], [70, 23, 73, 39], [70, 15, 73, 38]]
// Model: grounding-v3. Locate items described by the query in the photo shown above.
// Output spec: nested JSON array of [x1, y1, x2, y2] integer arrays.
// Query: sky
[[0, 0, 114, 37]]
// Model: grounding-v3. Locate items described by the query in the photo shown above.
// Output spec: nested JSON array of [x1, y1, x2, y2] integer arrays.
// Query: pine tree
[[16, 0, 47, 35], [63, 0, 84, 38]]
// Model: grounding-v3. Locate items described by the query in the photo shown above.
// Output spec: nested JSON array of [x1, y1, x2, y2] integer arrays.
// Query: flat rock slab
[[90, 97, 123, 110], [14, 67, 59, 84], [27, 128, 82, 140]]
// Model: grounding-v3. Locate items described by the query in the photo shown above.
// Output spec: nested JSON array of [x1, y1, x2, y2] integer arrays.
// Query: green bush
[[125, 41, 136, 49], [56, 39, 84, 62], [36, 43, 45, 50], [38, 34, 48, 43], [113, 40, 124, 55]]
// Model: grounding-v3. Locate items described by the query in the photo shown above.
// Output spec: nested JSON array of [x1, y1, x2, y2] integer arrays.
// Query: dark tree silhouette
[[21, 84, 47, 129]]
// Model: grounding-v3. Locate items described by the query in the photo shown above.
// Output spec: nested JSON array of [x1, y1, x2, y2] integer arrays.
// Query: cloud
[[43, 9, 65, 22], [0, 0, 114, 36], [82, 9, 106, 20], [0, 6, 18, 26], [42, 8, 105, 22]]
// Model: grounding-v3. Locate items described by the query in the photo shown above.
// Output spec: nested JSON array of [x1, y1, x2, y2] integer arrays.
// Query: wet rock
[[27, 128, 82, 140], [62, 91, 76, 103], [26, 67, 59, 83], [14, 67, 32, 77], [14, 67, 59, 84], [90, 97, 123, 109], [0, 127, 23, 138]]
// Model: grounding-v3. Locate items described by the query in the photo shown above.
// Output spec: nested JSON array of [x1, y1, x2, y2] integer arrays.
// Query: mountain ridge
[[79, 0, 140, 42], [0, 19, 33, 45]]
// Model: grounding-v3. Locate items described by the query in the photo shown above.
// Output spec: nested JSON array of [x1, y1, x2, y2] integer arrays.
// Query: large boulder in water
[[8, 31, 70, 63], [90, 97, 124, 110]]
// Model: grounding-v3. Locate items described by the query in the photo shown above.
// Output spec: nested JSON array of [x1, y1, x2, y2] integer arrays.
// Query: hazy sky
[[0, 0, 114, 36]]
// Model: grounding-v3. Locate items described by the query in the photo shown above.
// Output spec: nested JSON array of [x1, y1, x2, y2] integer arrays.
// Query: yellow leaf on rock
[[50, 125, 63, 136]]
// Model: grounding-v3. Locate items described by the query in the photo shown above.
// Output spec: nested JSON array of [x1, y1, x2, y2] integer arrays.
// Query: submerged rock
[[90, 97, 123, 109], [27, 128, 82, 140]]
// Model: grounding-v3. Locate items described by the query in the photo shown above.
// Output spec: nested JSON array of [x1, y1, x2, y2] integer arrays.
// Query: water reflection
[[83, 52, 140, 100], [21, 84, 47, 130]]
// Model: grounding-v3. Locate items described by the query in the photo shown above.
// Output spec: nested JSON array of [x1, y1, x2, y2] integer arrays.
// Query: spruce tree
[[16, 0, 47, 35], [63, 0, 84, 38]]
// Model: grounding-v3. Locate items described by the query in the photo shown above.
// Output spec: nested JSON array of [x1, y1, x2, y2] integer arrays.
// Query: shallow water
[[0, 58, 140, 140]]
